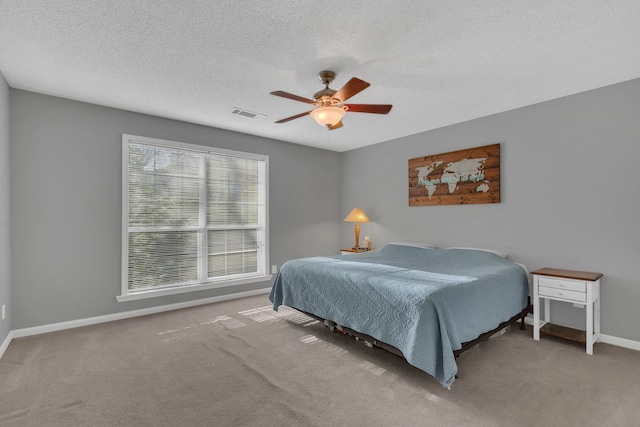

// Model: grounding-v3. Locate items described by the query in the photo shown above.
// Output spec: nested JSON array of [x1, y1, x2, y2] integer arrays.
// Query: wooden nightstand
[[340, 248, 369, 255], [532, 268, 603, 355]]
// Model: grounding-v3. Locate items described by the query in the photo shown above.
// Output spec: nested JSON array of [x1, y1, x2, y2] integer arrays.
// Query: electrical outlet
[[271, 265, 278, 274], [1, 304, 5, 320]]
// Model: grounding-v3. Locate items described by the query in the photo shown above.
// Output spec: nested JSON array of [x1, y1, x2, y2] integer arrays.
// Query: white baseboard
[[10, 287, 272, 339], [600, 334, 640, 351], [523, 315, 640, 352], [0, 330, 13, 360], [3, 299, 639, 360]]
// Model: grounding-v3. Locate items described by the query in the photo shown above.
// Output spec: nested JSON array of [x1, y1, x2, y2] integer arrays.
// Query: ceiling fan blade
[[270, 91, 316, 104], [344, 104, 393, 114], [274, 110, 312, 123], [332, 78, 370, 103], [328, 120, 343, 131]]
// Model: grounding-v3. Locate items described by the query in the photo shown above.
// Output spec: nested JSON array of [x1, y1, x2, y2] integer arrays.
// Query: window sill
[[116, 274, 273, 302]]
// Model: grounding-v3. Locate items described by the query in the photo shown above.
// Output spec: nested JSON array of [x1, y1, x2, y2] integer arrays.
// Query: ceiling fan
[[270, 70, 392, 130]]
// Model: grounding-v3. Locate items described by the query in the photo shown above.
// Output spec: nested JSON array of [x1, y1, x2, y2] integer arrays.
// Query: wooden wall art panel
[[408, 144, 500, 206]]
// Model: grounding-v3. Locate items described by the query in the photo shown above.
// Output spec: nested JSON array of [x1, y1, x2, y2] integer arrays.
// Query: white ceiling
[[1, 1, 639, 152]]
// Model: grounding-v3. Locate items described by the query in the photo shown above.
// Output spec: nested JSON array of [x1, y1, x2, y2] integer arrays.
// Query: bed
[[269, 243, 531, 388]]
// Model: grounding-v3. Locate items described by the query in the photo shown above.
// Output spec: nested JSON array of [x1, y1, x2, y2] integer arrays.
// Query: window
[[119, 134, 269, 301]]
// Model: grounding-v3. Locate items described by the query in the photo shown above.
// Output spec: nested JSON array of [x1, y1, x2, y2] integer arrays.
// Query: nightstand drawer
[[538, 285, 586, 303], [538, 276, 586, 292]]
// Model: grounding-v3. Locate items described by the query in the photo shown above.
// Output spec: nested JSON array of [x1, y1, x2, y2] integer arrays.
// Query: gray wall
[[0, 72, 10, 342], [341, 78, 640, 342], [8, 79, 640, 343], [10, 90, 342, 329]]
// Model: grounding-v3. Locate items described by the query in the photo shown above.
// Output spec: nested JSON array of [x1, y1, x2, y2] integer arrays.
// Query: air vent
[[230, 107, 266, 120]]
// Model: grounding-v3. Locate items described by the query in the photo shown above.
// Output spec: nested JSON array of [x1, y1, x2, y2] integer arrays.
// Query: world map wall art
[[408, 144, 500, 206]]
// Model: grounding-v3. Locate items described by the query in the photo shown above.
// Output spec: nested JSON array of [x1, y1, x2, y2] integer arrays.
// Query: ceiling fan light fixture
[[271, 71, 391, 129], [310, 106, 345, 127]]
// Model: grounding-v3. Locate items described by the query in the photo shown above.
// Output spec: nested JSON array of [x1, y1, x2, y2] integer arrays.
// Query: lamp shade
[[344, 207, 370, 223], [310, 106, 345, 127]]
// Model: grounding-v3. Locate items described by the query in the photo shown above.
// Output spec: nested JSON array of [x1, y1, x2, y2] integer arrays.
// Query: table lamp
[[344, 207, 370, 250]]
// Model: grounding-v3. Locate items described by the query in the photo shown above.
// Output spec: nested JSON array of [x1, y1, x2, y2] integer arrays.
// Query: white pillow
[[444, 247, 509, 259], [389, 242, 437, 249]]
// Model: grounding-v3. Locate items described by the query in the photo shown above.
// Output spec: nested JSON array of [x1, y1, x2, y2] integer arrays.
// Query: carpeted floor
[[1, 294, 639, 426]]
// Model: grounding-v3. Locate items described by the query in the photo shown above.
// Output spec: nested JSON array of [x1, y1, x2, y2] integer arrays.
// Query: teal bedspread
[[269, 244, 529, 387]]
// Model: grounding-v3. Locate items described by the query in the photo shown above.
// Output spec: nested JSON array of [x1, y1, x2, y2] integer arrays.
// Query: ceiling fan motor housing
[[314, 70, 340, 105], [313, 88, 339, 105]]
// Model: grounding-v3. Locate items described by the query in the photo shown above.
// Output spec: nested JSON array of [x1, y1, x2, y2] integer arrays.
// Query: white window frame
[[118, 134, 270, 302]]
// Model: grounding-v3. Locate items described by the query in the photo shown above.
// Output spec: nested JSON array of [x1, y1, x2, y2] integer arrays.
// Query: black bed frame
[[298, 298, 532, 362]]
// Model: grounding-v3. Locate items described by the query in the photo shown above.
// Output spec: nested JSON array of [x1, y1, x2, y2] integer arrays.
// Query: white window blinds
[[121, 135, 268, 300]]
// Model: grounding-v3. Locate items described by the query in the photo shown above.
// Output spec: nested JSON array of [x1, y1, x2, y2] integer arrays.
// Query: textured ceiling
[[1, 1, 639, 152]]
